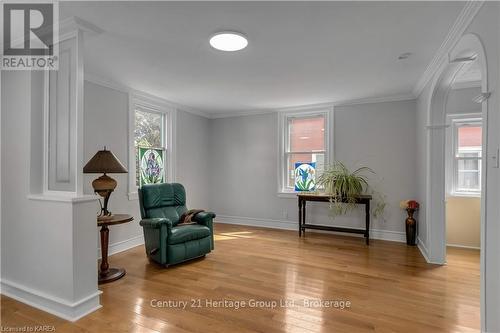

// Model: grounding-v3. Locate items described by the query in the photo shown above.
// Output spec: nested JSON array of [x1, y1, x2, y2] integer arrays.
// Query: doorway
[[445, 63, 482, 252]]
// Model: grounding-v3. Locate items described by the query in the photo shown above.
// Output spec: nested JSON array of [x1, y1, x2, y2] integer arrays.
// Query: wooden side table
[[98, 214, 134, 284]]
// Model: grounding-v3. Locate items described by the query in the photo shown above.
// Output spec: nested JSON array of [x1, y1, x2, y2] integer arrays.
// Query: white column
[[1, 17, 103, 321]]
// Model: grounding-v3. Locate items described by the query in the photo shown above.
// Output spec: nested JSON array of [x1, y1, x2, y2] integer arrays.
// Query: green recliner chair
[[138, 183, 215, 266]]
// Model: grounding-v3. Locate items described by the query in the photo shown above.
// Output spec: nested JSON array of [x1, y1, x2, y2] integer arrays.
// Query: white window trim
[[277, 106, 334, 198], [128, 92, 177, 200], [446, 113, 482, 198]]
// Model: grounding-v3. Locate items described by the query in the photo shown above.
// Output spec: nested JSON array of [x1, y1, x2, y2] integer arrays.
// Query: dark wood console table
[[297, 193, 372, 245], [98, 214, 134, 284]]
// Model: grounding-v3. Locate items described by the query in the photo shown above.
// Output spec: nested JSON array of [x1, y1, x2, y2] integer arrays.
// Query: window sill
[[448, 192, 481, 198], [278, 190, 328, 199]]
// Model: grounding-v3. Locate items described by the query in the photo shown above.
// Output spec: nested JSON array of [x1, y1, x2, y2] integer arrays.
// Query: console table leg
[[365, 201, 370, 245], [298, 199, 302, 237], [302, 201, 306, 236]]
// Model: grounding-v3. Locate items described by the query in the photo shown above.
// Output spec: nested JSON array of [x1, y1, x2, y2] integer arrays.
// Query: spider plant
[[317, 161, 375, 217]]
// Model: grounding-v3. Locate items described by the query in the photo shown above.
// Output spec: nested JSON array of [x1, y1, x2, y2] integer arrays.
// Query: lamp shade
[[83, 148, 128, 174]]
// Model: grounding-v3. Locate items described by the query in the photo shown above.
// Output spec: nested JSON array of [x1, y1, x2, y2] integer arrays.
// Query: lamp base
[[92, 174, 117, 192], [92, 173, 117, 220]]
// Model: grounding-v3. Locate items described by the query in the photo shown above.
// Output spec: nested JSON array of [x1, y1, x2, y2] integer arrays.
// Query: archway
[[426, 33, 488, 328]]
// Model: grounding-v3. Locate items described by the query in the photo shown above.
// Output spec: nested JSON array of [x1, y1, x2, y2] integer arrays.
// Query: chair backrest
[[138, 183, 187, 225]]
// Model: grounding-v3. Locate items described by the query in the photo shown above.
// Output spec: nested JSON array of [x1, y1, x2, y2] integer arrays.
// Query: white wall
[[210, 100, 417, 239], [334, 101, 417, 233], [176, 110, 211, 209], [83, 81, 212, 253], [446, 197, 481, 248], [209, 113, 289, 221]]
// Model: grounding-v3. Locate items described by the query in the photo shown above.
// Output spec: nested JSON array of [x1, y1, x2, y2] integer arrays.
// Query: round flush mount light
[[209, 31, 248, 51]]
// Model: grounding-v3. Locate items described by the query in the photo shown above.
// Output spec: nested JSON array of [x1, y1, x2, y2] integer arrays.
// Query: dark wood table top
[[97, 214, 134, 227], [297, 193, 373, 200]]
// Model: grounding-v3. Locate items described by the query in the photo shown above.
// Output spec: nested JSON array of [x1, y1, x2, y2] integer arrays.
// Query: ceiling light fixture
[[209, 31, 248, 52]]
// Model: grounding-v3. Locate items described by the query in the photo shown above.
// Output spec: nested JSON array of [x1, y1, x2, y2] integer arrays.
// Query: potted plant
[[400, 200, 420, 245], [317, 161, 385, 218]]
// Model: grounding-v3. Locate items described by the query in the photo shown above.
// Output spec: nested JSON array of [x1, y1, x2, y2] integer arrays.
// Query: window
[[448, 116, 482, 196], [279, 109, 332, 194], [128, 93, 176, 199], [134, 108, 166, 186]]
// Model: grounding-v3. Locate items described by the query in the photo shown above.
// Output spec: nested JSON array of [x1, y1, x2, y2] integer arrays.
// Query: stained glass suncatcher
[[139, 147, 165, 186], [294, 162, 316, 191]]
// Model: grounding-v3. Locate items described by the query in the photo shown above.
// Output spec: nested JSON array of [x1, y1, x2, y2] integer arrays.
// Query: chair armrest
[[192, 212, 215, 250], [192, 212, 216, 226], [140, 218, 172, 229], [139, 217, 172, 264]]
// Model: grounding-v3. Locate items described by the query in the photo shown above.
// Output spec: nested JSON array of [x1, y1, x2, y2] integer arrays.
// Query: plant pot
[[405, 208, 417, 246]]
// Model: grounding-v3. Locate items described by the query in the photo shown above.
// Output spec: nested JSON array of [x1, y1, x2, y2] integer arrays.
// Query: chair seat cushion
[[168, 224, 211, 245]]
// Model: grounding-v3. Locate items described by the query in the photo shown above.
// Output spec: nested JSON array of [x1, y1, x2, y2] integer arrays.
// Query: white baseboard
[[0, 279, 102, 322], [369, 229, 406, 243], [417, 237, 434, 264], [98, 234, 144, 258], [417, 238, 467, 264], [447, 243, 480, 250], [215, 215, 406, 243], [216, 215, 296, 231]]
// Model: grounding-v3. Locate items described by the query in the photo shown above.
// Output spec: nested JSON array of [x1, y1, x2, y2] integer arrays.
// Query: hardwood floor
[[1, 223, 480, 333]]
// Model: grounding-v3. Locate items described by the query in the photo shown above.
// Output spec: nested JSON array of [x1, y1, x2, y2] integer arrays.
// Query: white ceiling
[[61, 1, 465, 115]]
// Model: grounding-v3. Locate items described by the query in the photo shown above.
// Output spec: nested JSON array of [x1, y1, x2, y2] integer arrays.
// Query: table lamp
[[83, 147, 128, 221]]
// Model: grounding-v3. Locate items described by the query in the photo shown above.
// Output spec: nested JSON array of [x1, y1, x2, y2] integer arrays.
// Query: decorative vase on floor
[[405, 208, 417, 246]]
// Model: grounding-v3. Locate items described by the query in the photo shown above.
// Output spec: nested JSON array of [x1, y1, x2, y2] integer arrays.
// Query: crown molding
[[59, 16, 103, 37], [84, 73, 129, 93], [84, 73, 211, 119], [209, 93, 416, 119], [412, 1, 484, 97], [209, 108, 276, 119], [335, 93, 416, 107]]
